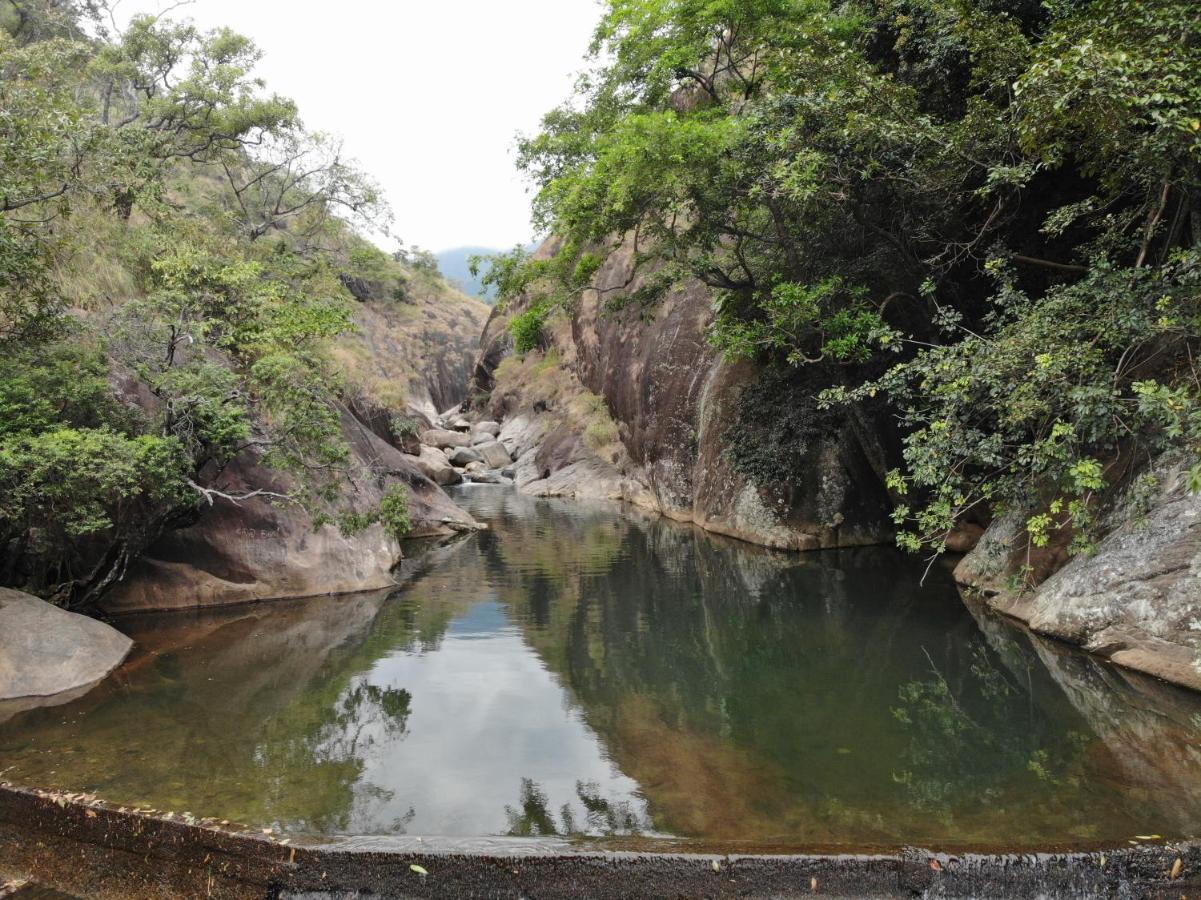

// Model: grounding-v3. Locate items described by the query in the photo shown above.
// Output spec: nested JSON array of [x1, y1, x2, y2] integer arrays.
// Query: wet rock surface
[[0, 590, 131, 715]]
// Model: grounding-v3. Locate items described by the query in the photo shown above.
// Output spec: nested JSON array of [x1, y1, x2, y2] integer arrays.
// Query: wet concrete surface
[[2, 784, 1199, 898]]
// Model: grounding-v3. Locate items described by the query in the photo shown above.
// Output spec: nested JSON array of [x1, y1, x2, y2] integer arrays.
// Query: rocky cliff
[[335, 267, 491, 421], [470, 238, 898, 551], [99, 276, 489, 614]]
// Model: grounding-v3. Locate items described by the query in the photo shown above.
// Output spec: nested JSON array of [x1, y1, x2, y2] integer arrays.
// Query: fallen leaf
[[1134, 835, 1162, 841], [410, 864, 429, 876], [929, 859, 942, 872], [1099, 855, 1106, 868], [1171, 858, 1183, 880], [85, 810, 97, 819], [711, 860, 720, 872]]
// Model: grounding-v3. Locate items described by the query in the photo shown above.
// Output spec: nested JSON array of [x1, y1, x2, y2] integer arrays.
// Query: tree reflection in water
[[505, 777, 647, 837]]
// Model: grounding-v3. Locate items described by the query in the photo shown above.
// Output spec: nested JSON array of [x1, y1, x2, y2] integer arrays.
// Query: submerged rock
[[0, 589, 131, 709]]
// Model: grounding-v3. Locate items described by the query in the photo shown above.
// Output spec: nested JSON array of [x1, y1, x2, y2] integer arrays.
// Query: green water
[[3, 486, 1201, 850]]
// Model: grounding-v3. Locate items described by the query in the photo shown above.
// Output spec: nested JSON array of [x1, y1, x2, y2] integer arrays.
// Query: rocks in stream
[[412, 445, 462, 486], [449, 446, 483, 467], [0, 588, 132, 716], [420, 428, 472, 450], [475, 441, 513, 469]]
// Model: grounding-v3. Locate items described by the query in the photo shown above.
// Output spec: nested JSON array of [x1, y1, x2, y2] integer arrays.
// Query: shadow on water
[[1, 485, 1200, 850]]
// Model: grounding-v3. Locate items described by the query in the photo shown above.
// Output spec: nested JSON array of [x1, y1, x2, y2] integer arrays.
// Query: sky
[[116, 0, 602, 252]]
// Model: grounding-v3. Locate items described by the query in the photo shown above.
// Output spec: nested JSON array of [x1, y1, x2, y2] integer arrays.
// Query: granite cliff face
[[335, 269, 491, 420], [470, 238, 897, 551]]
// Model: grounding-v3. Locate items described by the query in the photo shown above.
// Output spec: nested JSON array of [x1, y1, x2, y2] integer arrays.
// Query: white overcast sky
[[116, 0, 602, 252]]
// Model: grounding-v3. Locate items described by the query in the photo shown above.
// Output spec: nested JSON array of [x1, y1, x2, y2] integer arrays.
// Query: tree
[[218, 129, 386, 242], [506, 0, 1201, 563]]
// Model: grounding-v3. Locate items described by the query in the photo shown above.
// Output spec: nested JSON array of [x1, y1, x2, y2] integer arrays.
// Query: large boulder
[[0, 589, 132, 705], [410, 445, 462, 486], [449, 446, 483, 467], [476, 441, 512, 469], [957, 457, 1201, 692], [101, 406, 478, 614], [473, 420, 502, 437], [420, 429, 472, 450]]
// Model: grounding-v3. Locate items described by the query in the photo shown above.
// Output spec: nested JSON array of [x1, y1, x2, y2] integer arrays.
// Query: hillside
[[0, 3, 487, 610]]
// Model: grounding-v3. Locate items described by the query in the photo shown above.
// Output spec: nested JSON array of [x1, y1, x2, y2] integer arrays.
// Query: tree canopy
[[490, 0, 1201, 565]]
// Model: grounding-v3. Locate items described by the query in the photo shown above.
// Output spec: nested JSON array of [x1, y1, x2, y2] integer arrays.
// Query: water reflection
[[1, 486, 1200, 849]]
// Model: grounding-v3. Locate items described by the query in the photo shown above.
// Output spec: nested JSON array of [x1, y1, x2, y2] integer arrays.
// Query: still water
[[3, 486, 1201, 850]]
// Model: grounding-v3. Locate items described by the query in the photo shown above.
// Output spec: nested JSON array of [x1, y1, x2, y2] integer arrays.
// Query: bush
[[378, 484, 413, 541], [509, 301, 551, 354]]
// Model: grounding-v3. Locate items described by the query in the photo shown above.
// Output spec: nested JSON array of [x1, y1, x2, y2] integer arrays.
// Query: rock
[[449, 418, 472, 432], [0, 589, 132, 704], [411, 445, 462, 486], [468, 234, 896, 551], [464, 461, 486, 473], [473, 420, 502, 437], [467, 471, 503, 484], [501, 466, 516, 479], [102, 405, 478, 614], [449, 446, 483, 467], [337, 273, 371, 302], [346, 396, 429, 455], [419, 429, 472, 450], [471, 431, 495, 446], [958, 458, 1201, 692], [945, 521, 986, 554], [476, 441, 513, 469]]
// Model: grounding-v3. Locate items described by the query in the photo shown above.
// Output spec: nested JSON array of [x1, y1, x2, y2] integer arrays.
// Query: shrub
[[379, 484, 413, 541], [508, 301, 552, 354]]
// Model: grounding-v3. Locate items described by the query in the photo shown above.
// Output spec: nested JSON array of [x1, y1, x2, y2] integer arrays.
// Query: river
[[2, 485, 1200, 851]]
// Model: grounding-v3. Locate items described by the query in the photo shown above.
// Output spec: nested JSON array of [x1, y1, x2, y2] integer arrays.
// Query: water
[[2, 486, 1201, 851]]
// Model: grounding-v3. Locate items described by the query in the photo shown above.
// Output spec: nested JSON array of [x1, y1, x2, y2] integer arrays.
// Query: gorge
[[2, 0, 1201, 896]]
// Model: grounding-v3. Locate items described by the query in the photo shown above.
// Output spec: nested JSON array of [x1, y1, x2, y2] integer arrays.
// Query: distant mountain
[[435, 246, 503, 303], [436, 242, 541, 304]]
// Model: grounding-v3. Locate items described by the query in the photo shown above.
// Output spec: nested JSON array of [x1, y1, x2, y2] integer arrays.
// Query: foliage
[[835, 254, 1201, 555], [378, 484, 413, 541], [0, 339, 194, 603], [509, 300, 553, 354], [337, 483, 412, 542], [0, 0, 411, 603], [509, 0, 1201, 561]]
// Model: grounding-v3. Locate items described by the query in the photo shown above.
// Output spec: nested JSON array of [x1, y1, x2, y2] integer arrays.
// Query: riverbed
[[2, 486, 1199, 852]]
